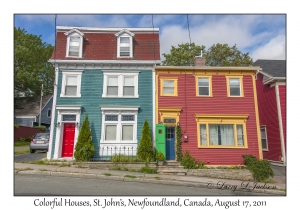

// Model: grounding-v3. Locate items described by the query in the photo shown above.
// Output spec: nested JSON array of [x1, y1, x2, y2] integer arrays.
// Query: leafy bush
[[137, 120, 154, 161], [138, 167, 157, 174], [156, 152, 165, 161], [74, 114, 95, 161], [110, 154, 141, 163], [176, 125, 182, 161], [242, 154, 274, 182], [181, 150, 206, 169]]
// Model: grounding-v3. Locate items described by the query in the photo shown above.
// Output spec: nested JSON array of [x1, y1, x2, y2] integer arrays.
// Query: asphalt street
[[14, 152, 46, 163]]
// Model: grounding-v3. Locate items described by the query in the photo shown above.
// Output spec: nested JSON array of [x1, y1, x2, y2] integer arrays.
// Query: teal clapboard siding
[[51, 69, 153, 159]]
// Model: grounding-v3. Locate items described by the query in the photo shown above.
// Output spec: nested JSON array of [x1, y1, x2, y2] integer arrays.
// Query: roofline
[[48, 59, 161, 65], [257, 70, 273, 78], [156, 66, 262, 71], [56, 26, 159, 33], [40, 96, 53, 113], [263, 77, 286, 85]]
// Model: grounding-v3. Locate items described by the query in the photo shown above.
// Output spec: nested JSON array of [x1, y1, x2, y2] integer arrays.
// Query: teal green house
[[47, 26, 160, 160]]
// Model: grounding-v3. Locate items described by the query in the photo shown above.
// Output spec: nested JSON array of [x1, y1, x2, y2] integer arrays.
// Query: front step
[[157, 161, 186, 176]]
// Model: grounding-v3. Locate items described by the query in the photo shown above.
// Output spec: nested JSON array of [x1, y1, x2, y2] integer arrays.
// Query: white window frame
[[260, 126, 268, 151], [100, 107, 139, 150], [60, 70, 83, 98], [65, 32, 84, 58], [102, 71, 139, 98], [115, 29, 135, 58]]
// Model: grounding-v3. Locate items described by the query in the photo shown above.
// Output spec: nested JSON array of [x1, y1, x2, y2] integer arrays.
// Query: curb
[[15, 170, 286, 195]]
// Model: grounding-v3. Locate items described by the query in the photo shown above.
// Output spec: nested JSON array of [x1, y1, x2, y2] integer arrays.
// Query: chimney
[[194, 50, 206, 66]]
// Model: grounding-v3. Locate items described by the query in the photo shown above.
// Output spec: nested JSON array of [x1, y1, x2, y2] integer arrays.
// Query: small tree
[[137, 120, 154, 161], [74, 114, 94, 161]]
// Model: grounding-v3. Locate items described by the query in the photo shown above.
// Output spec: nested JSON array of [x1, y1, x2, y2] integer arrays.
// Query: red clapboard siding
[[158, 73, 259, 165], [256, 73, 282, 161], [51, 32, 160, 60], [279, 85, 286, 150]]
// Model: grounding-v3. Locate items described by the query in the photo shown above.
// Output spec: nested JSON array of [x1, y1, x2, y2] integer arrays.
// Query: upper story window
[[226, 76, 244, 97], [196, 76, 212, 97], [47, 109, 51, 118], [64, 29, 84, 58], [102, 71, 139, 98], [115, 29, 135, 58], [160, 77, 178, 96], [60, 70, 83, 98], [260, 126, 268, 151]]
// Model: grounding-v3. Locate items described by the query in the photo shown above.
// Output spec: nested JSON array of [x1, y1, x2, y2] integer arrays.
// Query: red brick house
[[253, 59, 286, 165], [155, 56, 262, 165]]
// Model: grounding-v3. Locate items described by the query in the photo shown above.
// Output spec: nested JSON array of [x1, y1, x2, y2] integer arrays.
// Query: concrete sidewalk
[[14, 162, 286, 195]]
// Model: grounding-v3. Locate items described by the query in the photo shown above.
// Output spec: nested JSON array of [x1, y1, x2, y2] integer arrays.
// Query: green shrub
[[156, 151, 165, 161], [242, 154, 274, 182], [137, 120, 154, 161], [181, 150, 206, 169], [110, 154, 141, 163], [138, 167, 157, 174], [74, 114, 95, 161], [176, 125, 183, 161]]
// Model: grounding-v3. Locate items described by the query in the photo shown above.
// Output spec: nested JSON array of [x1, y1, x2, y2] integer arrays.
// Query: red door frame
[[61, 123, 76, 157]]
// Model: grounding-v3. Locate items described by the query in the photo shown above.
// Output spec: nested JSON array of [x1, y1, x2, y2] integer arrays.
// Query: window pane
[[120, 37, 130, 43], [123, 87, 134, 96], [105, 115, 118, 121], [107, 87, 118, 95], [120, 52, 130, 56], [163, 87, 174, 94], [70, 36, 80, 42], [69, 51, 79, 56], [260, 128, 266, 139], [124, 77, 134, 86], [200, 124, 207, 145], [262, 139, 267, 149], [164, 80, 174, 87], [209, 124, 234, 146], [62, 115, 76, 121], [66, 76, 77, 85], [237, 124, 244, 146], [120, 47, 130, 52], [105, 125, 116, 140], [198, 78, 209, 86], [65, 86, 77, 96], [229, 78, 240, 86], [199, 87, 209, 95], [122, 125, 133, 140], [230, 87, 240, 96], [122, 115, 134, 121], [108, 76, 118, 86]]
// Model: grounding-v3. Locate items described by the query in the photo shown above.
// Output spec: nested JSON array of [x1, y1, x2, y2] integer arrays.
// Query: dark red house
[[253, 59, 286, 165], [155, 57, 262, 165]]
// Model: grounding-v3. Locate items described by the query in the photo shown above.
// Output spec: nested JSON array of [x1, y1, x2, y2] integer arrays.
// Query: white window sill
[[100, 140, 138, 144], [66, 55, 82, 58], [102, 95, 139, 98], [60, 94, 81, 98]]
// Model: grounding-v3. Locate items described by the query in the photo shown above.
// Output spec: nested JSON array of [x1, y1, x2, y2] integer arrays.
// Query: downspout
[[275, 84, 286, 165]]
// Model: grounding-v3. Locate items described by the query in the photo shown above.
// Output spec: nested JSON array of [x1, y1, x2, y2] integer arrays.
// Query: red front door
[[62, 123, 75, 157]]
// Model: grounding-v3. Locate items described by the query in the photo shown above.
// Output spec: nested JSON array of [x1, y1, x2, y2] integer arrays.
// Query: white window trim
[[60, 70, 83, 98], [260, 126, 269, 151], [102, 71, 139, 98], [116, 31, 134, 58], [100, 106, 138, 146], [65, 30, 84, 58]]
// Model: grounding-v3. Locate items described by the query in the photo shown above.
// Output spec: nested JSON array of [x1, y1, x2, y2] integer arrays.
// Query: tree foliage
[[162, 42, 205, 66], [74, 114, 95, 161], [162, 42, 253, 67], [14, 27, 54, 97], [205, 43, 253, 66], [137, 120, 154, 161]]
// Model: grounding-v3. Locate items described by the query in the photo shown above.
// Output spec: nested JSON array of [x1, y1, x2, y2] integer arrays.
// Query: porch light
[[177, 122, 180, 127]]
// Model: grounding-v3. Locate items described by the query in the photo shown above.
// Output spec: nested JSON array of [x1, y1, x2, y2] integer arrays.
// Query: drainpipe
[[275, 84, 286, 165]]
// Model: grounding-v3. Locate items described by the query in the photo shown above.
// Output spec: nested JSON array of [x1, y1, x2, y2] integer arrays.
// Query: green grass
[[138, 167, 157, 174], [14, 149, 30, 155], [124, 175, 136, 179], [39, 169, 48, 171], [103, 173, 112, 176], [155, 177, 162, 180], [14, 141, 30, 147], [112, 166, 121, 171]]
